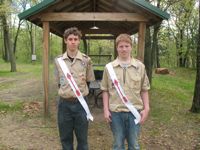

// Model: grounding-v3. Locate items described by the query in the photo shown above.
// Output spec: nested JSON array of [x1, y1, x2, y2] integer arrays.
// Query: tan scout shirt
[[55, 51, 95, 99], [101, 58, 150, 112]]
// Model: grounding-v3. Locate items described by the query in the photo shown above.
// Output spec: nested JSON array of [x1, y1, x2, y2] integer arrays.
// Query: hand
[[139, 108, 150, 124], [104, 109, 112, 123]]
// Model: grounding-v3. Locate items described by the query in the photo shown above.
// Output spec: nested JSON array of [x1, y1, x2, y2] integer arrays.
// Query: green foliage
[[16, 27, 41, 63], [0, 101, 23, 112], [80, 37, 115, 65], [15, 27, 62, 63], [0, 1, 12, 15], [164, 0, 198, 67], [49, 34, 62, 62], [158, 27, 177, 67]]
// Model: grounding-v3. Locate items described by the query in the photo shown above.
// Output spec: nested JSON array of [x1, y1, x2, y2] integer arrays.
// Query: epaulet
[[135, 58, 143, 63], [54, 55, 62, 62], [55, 55, 62, 59], [134, 58, 145, 68], [82, 53, 88, 58], [135, 58, 141, 62]]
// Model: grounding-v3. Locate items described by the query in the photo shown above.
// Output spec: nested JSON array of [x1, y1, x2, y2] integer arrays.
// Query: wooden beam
[[137, 22, 146, 62], [42, 21, 49, 117], [41, 13, 148, 22], [82, 28, 127, 34], [84, 35, 115, 40]]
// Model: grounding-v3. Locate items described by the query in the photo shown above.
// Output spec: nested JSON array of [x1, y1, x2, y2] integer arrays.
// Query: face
[[64, 34, 80, 52], [117, 41, 132, 59]]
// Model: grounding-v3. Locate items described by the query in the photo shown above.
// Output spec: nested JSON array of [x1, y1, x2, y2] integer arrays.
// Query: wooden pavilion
[[18, 0, 170, 116]]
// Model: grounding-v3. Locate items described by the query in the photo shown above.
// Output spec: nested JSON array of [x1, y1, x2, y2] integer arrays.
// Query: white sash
[[106, 63, 141, 124], [57, 57, 93, 121]]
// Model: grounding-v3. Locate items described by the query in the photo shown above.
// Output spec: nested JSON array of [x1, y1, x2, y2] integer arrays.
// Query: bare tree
[[0, 0, 16, 71]]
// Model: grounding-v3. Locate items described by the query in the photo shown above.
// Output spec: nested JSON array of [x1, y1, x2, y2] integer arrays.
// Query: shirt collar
[[112, 57, 138, 68], [62, 50, 83, 60]]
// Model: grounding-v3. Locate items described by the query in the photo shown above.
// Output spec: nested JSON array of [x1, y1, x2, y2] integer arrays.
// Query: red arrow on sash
[[114, 79, 128, 103], [67, 73, 81, 96]]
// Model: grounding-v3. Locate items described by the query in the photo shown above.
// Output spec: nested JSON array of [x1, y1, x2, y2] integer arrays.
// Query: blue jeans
[[57, 97, 89, 150], [110, 112, 140, 150]]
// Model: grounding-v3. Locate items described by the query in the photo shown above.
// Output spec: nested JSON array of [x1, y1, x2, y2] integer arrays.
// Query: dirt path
[[0, 74, 113, 150], [0, 76, 43, 101]]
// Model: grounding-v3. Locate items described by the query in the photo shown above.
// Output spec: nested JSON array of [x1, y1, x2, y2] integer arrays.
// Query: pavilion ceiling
[[20, 0, 168, 37]]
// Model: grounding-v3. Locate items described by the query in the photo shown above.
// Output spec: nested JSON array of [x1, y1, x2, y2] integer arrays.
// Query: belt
[[60, 97, 79, 103]]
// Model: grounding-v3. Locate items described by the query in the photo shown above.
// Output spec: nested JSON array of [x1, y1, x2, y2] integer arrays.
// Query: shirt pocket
[[78, 73, 86, 86], [129, 76, 141, 90], [60, 75, 68, 87], [59, 76, 70, 96], [108, 75, 121, 90]]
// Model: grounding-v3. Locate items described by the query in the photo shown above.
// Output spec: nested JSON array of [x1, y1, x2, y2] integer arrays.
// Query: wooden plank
[[137, 22, 146, 62], [41, 13, 148, 22], [43, 21, 49, 117]]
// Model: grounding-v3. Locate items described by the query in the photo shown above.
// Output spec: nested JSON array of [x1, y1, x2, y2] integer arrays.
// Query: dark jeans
[[57, 97, 89, 150]]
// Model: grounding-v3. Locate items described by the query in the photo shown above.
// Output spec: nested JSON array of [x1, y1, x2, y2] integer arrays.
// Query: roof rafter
[[40, 12, 148, 22]]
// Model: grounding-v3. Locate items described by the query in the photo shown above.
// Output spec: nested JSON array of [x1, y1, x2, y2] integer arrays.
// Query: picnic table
[[89, 70, 103, 107]]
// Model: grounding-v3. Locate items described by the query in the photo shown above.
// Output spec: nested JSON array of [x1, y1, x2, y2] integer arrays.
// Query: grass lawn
[[141, 67, 200, 149]]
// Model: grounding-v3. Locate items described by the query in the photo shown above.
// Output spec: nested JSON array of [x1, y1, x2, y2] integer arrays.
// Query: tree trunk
[[152, 23, 161, 68], [2, 16, 9, 62], [2, 13, 16, 72], [179, 29, 184, 67], [1, 26, 6, 61], [144, 27, 152, 84], [13, 19, 22, 54], [26, 22, 34, 56], [82, 36, 87, 54], [156, 41, 160, 68], [190, 0, 200, 113]]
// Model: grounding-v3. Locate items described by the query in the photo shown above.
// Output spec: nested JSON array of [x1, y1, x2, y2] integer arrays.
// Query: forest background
[[0, 0, 198, 69]]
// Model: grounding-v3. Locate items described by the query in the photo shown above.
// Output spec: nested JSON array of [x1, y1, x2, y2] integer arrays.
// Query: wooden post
[[137, 22, 146, 62], [43, 21, 49, 117]]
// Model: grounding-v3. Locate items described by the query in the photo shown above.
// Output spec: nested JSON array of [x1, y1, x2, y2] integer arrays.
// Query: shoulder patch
[[81, 53, 90, 66]]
